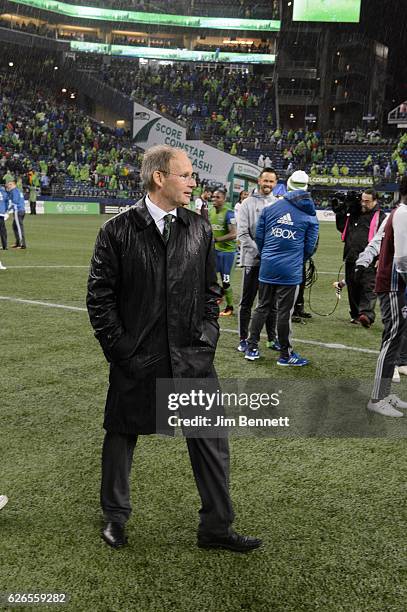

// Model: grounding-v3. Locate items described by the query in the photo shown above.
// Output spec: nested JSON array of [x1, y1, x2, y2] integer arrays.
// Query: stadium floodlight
[[8, 61, 13, 67]]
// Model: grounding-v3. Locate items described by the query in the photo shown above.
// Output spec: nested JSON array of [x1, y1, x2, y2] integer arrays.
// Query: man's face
[[5, 182, 14, 192], [203, 190, 212, 201], [157, 151, 196, 208], [212, 191, 226, 210], [258, 172, 277, 196], [361, 193, 376, 213]]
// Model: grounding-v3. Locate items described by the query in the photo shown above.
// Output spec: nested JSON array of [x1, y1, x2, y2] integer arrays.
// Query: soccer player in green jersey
[[208, 189, 237, 316]]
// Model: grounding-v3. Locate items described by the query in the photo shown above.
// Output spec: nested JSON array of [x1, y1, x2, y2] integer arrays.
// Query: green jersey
[[209, 205, 236, 252]]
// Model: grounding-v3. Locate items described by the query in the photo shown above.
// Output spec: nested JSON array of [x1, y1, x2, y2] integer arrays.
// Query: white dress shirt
[[145, 194, 177, 234]]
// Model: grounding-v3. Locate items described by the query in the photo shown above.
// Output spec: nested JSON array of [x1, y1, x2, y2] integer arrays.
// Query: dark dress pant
[[101, 431, 234, 536], [239, 265, 277, 341], [345, 262, 377, 322]]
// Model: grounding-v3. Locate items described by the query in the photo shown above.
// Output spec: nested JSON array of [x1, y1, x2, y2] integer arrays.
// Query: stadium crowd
[[98, 63, 273, 141], [0, 71, 141, 195], [0, 53, 404, 199], [78, 58, 401, 178]]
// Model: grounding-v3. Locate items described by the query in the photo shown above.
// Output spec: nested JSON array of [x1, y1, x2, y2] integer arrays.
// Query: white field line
[[0, 296, 87, 312], [0, 295, 379, 356], [3, 265, 340, 275], [221, 328, 379, 355]]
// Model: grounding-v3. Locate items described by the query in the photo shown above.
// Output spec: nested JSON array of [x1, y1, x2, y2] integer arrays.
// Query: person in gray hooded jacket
[[236, 168, 278, 353]]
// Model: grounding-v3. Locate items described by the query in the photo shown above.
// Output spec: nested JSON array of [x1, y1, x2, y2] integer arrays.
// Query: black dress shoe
[[198, 530, 262, 553], [101, 522, 128, 548]]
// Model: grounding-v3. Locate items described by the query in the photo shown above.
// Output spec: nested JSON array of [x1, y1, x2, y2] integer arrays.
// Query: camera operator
[[333, 189, 386, 327]]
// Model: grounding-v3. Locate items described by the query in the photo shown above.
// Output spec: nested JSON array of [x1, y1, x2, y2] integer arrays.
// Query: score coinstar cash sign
[[44, 202, 100, 215]]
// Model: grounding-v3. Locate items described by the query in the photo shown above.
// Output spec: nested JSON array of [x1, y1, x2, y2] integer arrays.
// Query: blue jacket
[[256, 189, 319, 285], [7, 187, 25, 212], [0, 187, 8, 216]]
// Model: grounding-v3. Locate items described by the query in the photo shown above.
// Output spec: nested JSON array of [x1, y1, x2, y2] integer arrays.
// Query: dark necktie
[[162, 214, 173, 244]]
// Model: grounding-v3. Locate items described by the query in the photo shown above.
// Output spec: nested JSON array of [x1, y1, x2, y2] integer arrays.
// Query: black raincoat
[[87, 197, 221, 434]]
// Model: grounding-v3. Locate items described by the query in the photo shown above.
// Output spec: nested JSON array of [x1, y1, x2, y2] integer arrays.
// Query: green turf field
[[1, 215, 406, 612]]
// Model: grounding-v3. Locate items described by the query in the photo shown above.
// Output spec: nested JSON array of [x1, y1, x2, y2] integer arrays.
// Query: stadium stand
[[0, 67, 142, 196], [74, 58, 399, 178], [0, 54, 401, 197]]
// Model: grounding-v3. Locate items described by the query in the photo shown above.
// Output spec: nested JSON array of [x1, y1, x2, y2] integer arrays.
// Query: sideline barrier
[[316, 210, 336, 222], [44, 201, 100, 214], [24, 199, 133, 214]]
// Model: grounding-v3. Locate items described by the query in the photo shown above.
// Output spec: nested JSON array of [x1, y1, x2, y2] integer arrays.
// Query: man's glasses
[[158, 170, 196, 183]]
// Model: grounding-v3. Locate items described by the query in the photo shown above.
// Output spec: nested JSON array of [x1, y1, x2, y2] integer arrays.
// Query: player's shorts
[[216, 251, 236, 284]]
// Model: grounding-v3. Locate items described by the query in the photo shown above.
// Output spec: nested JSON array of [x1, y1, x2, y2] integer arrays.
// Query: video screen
[[293, 0, 361, 23]]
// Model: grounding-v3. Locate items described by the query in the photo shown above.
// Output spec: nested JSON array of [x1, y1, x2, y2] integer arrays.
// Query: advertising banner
[[133, 103, 260, 185], [24, 200, 44, 214], [316, 210, 336, 222], [44, 201, 100, 214], [11, 0, 280, 30], [70, 42, 276, 64], [100, 203, 133, 215], [309, 176, 374, 187]]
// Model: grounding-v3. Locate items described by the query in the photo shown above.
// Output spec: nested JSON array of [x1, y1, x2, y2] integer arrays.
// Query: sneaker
[[0, 262, 6, 270], [367, 398, 403, 417], [266, 340, 281, 351], [237, 339, 248, 353], [0, 495, 8, 510], [245, 347, 260, 361], [350, 318, 359, 325], [292, 315, 302, 323], [17, 245, 26, 250], [10, 244, 18, 248], [277, 352, 309, 367], [387, 394, 407, 409], [220, 306, 233, 317], [398, 365, 407, 376], [393, 366, 401, 383], [358, 314, 371, 328]]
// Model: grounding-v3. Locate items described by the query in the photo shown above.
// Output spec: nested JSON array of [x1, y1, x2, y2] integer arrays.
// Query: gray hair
[[140, 144, 178, 191]]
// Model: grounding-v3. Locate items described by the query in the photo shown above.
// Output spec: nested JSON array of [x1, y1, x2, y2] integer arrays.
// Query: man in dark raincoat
[[87, 144, 261, 552]]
